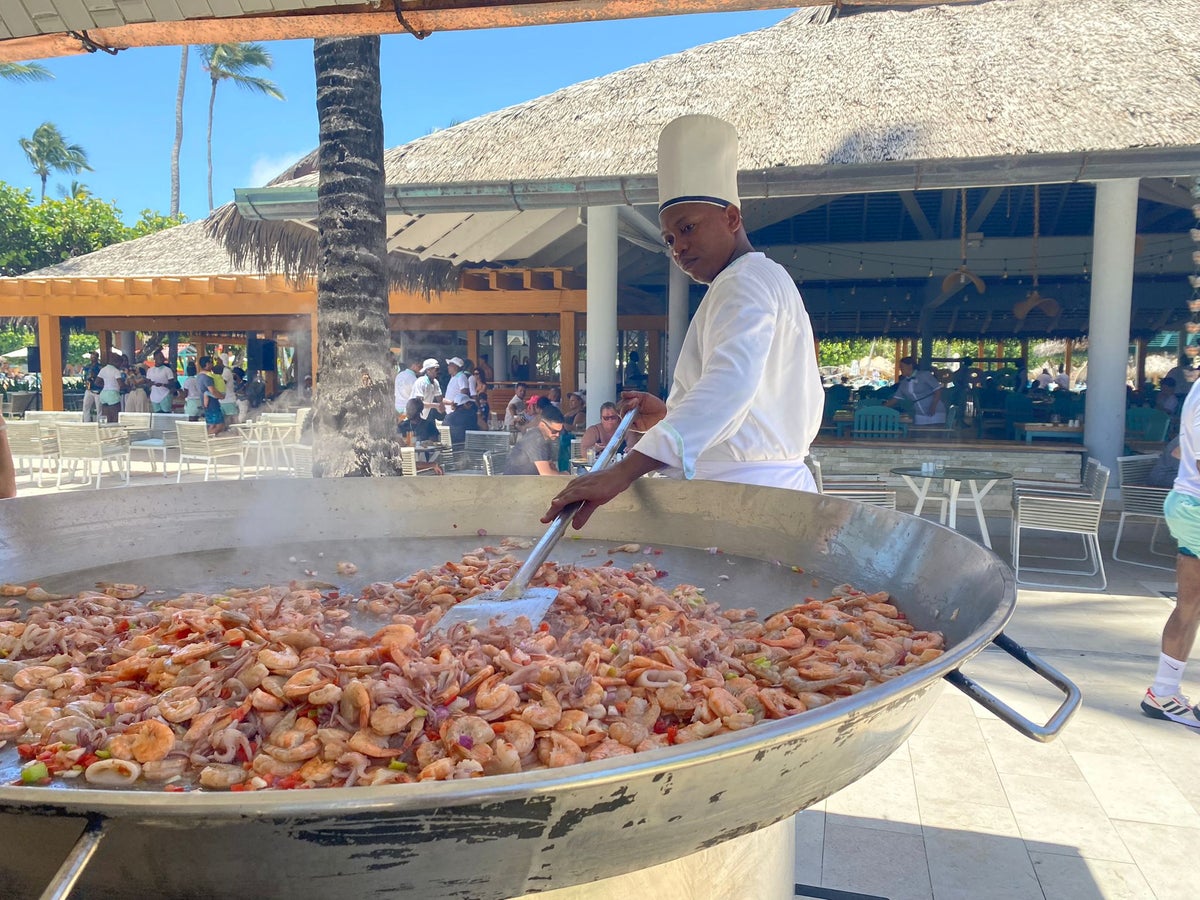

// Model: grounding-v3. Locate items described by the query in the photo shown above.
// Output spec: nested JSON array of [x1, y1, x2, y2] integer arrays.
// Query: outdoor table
[[1014, 422, 1084, 444], [891, 465, 1012, 549]]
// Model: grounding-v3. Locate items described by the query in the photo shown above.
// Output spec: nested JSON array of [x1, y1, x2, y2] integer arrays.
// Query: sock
[[1152, 654, 1187, 697]]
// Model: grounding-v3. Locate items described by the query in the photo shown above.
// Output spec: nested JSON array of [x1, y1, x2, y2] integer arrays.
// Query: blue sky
[[0, 10, 793, 224]]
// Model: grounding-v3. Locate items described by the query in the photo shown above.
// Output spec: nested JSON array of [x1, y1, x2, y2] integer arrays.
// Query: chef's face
[[659, 202, 741, 284]]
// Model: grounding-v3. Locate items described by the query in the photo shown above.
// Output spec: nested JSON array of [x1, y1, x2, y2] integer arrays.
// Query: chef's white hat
[[657, 114, 740, 214]]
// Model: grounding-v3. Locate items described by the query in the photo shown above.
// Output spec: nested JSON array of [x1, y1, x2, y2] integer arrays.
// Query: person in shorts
[[1143, 369, 1200, 728]]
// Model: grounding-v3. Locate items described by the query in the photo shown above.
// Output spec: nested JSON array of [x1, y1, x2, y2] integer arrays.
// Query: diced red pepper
[[538, 622, 551, 633], [115, 620, 130, 633], [666, 725, 678, 745], [276, 774, 301, 790], [163, 784, 186, 793], [16, 744, 35, 759], [229, 783, 247, 792]]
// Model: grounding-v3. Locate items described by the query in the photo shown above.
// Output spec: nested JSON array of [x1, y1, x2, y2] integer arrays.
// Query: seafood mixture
[[0, 548, 943, 791]]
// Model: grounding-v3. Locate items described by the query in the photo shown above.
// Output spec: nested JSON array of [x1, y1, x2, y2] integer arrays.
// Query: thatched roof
[[263, 0, 1200, 195], [16, 220, 261, 279]]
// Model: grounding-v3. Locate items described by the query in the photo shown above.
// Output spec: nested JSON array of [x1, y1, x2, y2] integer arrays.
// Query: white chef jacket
[[446, 371, 471, 405], [633, 253, 823, 492], [413, 373, 442, 418], [394, 369, 417, 412], [147, 364, 175, 403]]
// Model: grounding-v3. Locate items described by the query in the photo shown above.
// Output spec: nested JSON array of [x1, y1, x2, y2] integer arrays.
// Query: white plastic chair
[[1112, 454, 1174, 568], [1011, 462, 1109, 590], [175, 421, 245, 482], [54, 422, 131, 489], [400, 445, 438, 476]]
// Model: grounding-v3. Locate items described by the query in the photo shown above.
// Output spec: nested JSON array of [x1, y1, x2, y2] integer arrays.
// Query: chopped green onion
[[412, 709, 427, 717], [388, 760, 408, 771], [724, 672, 738, 681], [21, 761, 49, 784], [95, 749, 111, 759]]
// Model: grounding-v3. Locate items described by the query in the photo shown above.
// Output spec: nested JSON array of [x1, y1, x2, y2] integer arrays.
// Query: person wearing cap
[[543, 114, 823, 529], [505, 383, 530, 432], [412, 359, 444, 421], [445, 357, 471, 406], [394, 358, 421, 422], [885, 357, 946, 425]]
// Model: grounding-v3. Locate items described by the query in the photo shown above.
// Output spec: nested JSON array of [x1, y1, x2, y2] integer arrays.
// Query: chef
[[544, 113, 823, 529]]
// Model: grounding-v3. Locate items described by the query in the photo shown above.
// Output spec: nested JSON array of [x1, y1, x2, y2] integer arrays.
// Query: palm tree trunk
[[206, 75, 217, 211], [312, 35, 395, 477], [171, 45, 188, 218], [39, 173, 47, 203]]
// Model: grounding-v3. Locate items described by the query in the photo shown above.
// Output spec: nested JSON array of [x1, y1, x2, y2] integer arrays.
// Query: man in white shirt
[[505, 383, 530, 432], [96, 354, 125, 423], [886, 357, 946, 425], [543, 114, 823, 529], [412, 359, 444, 420], [1054, 365, 1070, 391], [444, 357, 471, 406], [146, 350, 176, 413], [394, 359, 420, 421]]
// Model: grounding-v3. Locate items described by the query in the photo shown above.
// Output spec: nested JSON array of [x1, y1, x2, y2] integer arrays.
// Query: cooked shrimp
[[199, 763, 249, 789], [258, 645, 300, 673]]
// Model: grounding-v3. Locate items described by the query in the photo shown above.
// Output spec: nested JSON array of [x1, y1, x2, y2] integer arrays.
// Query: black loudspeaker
[[26, 346, 40, 373], [260, 340, 277, 371]]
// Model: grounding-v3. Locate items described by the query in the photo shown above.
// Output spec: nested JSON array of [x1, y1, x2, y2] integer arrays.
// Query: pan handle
[[944, 631, 1081, 743], [38, 816, 107, 900]]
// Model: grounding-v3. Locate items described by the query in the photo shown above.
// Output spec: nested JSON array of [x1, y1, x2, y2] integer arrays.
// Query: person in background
[[197, 356, 226, 436], [886, 356, 946, 425], [0, 411, 16, 499], [475, 390, 492, 426], [562, 391, 585, 430], [81, 351, 102, 422], [1035, 367, 1053, 390], [398, 397, 439, 444], [445, 398, 486, 449], [580, 402, 623, 457], [220, 356, 239, 423], [505, 383, 530, 431], [122, 361, 152, 413], [233, 368, 250, 421], [444, 357, 471, 406], [182, 362, 203, 420], [543, 114, 823, 528], [1142, 378, 1200, 730], [1165, 355, 1193, 403], [468, 363, 488, 402], [547, 386, 563, 409], [96, 352, 125, 424], [147, 350, 176, 413], [394, 358, 420, 424], [412, 359, 444, 420], [1148, 437, 1181, 488], [1054, 365, 1070, 391], [505, 405, 566, 476], [1157, 378, 1180, 417]]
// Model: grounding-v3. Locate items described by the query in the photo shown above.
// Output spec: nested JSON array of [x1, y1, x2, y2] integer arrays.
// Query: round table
[[890, 465, 1012, 548]]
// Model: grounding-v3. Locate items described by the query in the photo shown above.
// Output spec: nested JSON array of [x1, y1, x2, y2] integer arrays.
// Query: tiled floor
[[793, 517, 1198, 900], [9, 461, 1197, 898]]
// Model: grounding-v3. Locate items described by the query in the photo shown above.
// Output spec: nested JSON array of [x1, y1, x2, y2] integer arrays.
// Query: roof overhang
[[0, 0, 929, 63], [236, 147, 1200, 221]]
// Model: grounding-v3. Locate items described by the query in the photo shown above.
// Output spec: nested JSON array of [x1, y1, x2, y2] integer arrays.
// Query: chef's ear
[[723, 203, 743, 233]]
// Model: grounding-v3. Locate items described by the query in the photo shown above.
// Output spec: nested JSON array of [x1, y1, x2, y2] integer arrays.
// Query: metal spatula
[[433, 408, 637, 633]]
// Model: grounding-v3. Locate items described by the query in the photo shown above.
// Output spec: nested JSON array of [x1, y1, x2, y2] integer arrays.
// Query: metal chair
[[1011, 462, 1109, 591], [290, 444, 314, 478], [55, 422, 131, 489], [175, 422, 245, 482], [464, 429, 512, 471], [1112, 454, 1174, 568], [482, 450, 507, 476], [809, 459, 897, 508], [851, 406, 906, 440]]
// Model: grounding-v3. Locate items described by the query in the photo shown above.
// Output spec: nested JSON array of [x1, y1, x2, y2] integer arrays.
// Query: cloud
[[246, 149, 309, 187]]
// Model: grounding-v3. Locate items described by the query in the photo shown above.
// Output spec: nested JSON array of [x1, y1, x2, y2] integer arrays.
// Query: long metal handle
[[944, 631, 1081, 743], [502, 408, 639, 599], [39, 817, 107, 900]]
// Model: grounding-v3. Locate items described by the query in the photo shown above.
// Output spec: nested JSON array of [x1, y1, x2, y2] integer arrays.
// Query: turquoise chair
[[851, 406, 907, 440], [1125, 407, 1170, 443]]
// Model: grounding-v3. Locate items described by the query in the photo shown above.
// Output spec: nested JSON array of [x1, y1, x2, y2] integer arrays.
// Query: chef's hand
[[619, 391, 667, 433], [542, 452, 662, 530]]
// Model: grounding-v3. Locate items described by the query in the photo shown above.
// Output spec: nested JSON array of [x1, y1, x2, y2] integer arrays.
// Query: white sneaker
[[1140, 689, 1200, 728]]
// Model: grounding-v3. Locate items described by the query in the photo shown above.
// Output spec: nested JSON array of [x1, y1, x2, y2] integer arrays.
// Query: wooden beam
[[898, 191, 936, 241], [85, 316, 309, 332], [37, 316, 64, 411], [966, 187, 1004, 233], [559, 310, 578, 395], [2, 2, 972, 63]]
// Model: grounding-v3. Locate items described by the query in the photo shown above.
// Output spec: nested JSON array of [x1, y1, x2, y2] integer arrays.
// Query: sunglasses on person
[[542, 422, 564, 437], [601, 414, 619, 421]]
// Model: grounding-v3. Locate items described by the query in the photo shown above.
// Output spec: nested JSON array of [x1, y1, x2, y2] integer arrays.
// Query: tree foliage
[[0, 181, 184, 277], [18, 121, 91, 202]]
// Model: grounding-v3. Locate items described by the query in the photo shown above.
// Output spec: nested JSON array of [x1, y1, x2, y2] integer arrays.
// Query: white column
[[1084, 178, 1139, 481], [586, 206, 619, 405], [667, 261, 689, 387], [494, 331, 509, 381]]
